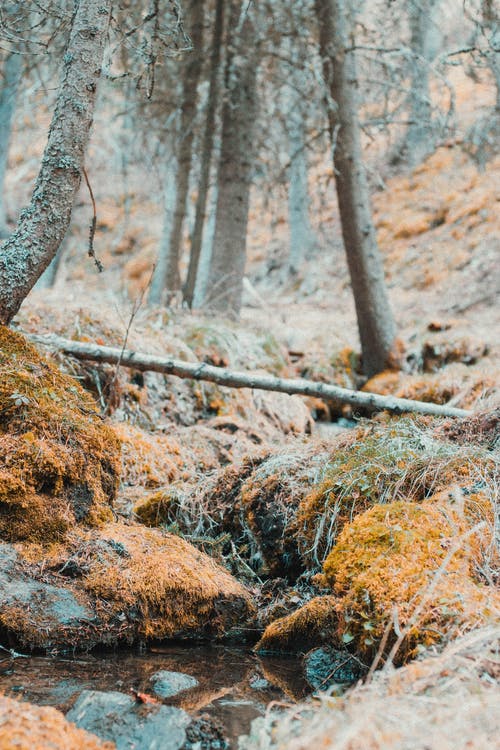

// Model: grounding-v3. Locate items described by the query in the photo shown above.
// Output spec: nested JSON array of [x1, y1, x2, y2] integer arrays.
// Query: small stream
[[0, 644, 310, 748]]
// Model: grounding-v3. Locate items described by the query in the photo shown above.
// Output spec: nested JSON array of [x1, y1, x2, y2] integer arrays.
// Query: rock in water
[[150, 670, 199, 698], [67, 690, 190, 750], [304, 646, 366, 689]]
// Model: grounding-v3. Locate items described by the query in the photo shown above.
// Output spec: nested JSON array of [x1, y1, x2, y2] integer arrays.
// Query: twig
[[82, 167, 103, 272]]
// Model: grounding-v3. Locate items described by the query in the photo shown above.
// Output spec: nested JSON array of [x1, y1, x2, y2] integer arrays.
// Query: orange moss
[[0, 327, 120, 542], [323, 500, 499, 662], [0, 695, 114, 750], [81, 522, 255, 640], [133, 490, 175, 527], [114, 422, 183, 489], [255, 596, 339, 654]]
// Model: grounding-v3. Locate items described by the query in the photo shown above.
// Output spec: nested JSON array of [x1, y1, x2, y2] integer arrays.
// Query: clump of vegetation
[[133, 489, 177, 527], [243, 627, 500, 750], [0, 694, 114, 750], [362, 363, 495, 409], [296, 416, 499, 566], [0, 327, 121, 542]]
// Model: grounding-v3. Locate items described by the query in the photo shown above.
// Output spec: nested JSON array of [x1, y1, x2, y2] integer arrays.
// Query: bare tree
[[404, 0, 440, 166], [204, 0, 260, 316], [315, 0, 398, 377], [150, 0, 205, 303], [184, 0, 225, 308], [0, 0, 111, 325]]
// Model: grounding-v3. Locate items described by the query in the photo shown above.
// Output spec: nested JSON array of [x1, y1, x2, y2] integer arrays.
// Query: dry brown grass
[[242, 626, 500, 750]]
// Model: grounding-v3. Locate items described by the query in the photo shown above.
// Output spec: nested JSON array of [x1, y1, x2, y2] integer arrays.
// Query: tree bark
[[315, 0, 397, 377], [404, 0, 438, 167], [149, 144, 178, 306], [0, 51, 22, 238], [0, 0, 111, 325], [30, 333, 471, 418], [184, 0, 224, 308], [284, 39, 314, 274], [204, 0, 259, 316], [158, 0, 205, 297]]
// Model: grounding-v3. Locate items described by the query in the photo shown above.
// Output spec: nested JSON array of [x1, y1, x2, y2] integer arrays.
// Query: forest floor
[[1, 69, 499, 750]]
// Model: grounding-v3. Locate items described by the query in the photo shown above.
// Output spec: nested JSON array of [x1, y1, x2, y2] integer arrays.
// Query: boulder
[[67, 690, 190, 750]]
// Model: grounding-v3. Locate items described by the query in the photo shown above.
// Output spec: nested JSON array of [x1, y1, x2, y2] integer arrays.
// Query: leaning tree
[[0, 0, 112, 325]]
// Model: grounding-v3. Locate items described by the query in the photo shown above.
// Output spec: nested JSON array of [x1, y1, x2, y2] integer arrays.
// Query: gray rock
[[67, 689, 190, 750], [150, 670, 199, 698], [0, 543, 92, 626], [304, 646, 367, 689]]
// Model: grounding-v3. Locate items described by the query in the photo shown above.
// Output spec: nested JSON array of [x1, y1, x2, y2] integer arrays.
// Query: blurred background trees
[[0, 0, 497, 372]]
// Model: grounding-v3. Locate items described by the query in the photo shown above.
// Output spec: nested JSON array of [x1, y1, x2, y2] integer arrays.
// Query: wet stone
[[304, 646, 367, 690], [150, 670, 199, 698], [66, 689, 190, 750]]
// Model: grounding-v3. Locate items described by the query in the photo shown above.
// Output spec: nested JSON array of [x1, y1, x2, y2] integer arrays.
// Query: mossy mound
[[80, 522, 254, 641], [257, 498, 498, 662], [324, 500, 498, 662], [295, 416, 498, 567], [1, 521, 255, 650], [0, 694, 114, 750], [0, 327, 120, 542]]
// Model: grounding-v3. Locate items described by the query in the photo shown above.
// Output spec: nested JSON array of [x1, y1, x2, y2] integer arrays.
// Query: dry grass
[[242, 626, 500, 750]]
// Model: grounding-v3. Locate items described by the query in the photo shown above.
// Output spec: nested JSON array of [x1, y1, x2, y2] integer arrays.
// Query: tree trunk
[[193, 182, 218, 306], [0, 0, 111, 325], [0, 51, 22, 239], [149, 144, 179, 306], [204, 0, 259, 317], [405, 0, 438, 167], [158, 0, 205, 297], [31, 333, 471, 419], [284, 39, 314, 274], [315, 0, 397, 377], [184, 0, 224, 308]]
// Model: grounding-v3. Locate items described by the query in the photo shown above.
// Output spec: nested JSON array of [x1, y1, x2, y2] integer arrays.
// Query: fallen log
[[31, 333, 471, 418]]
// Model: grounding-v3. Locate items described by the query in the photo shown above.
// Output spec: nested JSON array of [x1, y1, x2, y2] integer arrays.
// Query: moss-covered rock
[[0, 326, 120, 542], [0, 521, 255, 650], [256, 498, 499, 662]]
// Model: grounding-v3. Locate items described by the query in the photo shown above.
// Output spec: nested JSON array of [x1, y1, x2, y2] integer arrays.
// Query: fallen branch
[[31, 334, 471, 418]]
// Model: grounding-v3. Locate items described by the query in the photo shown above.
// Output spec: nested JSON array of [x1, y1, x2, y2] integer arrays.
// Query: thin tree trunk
[[481, 0, 500, 111], [184, 0, 224, 308], [149, 145, 178, 306], [405, 0, 437, 166], [193, 182, 218, 306], [285, 39, 314, 274], [315, 0, 397, 377], [0, 51, 22, 238], [160, 0, 205, 296], [204, 0, 259, 316], [0, 0, 111, 325], [31, 333, 471, 418]]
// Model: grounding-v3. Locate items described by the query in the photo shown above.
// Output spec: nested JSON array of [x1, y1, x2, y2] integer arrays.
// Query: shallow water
[[0, 644, 309, 747]]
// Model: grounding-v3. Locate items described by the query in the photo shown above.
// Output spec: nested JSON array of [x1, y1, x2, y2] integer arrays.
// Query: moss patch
[[0, 327, 120, 542], [0, 694, 114, 749]]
